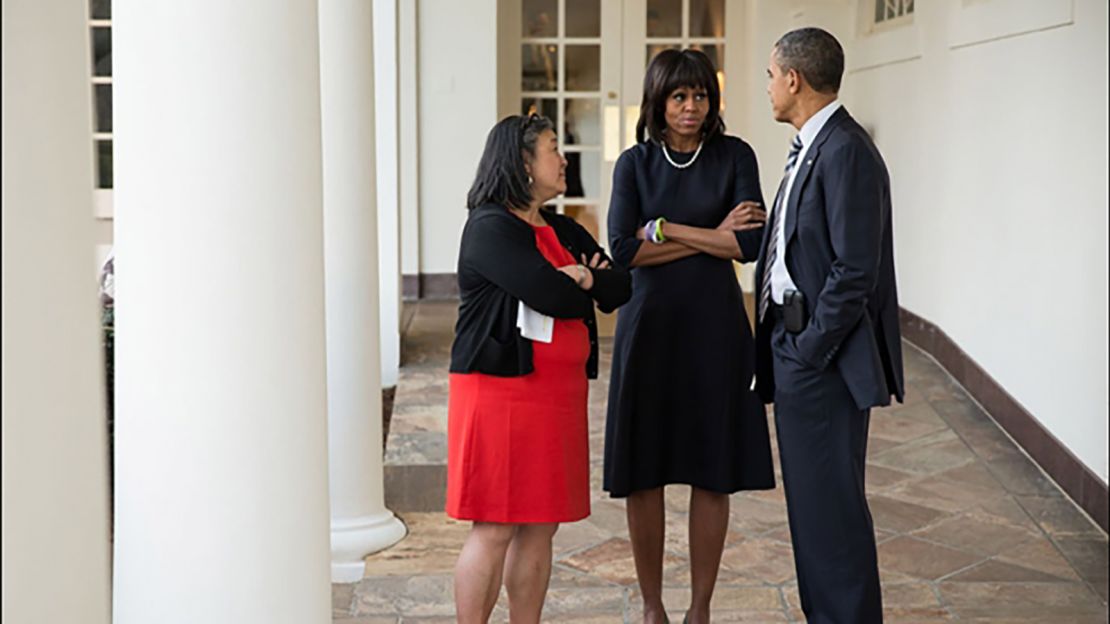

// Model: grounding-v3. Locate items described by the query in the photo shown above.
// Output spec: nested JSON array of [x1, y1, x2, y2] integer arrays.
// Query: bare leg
[[455, 522, 517, 624], [627, 487, 667, 624], [503, 523, 560, 623], [687, 488, 729, 624]]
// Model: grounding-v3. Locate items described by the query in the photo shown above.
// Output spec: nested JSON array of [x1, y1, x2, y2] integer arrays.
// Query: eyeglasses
[[519, 113, 545, 140]]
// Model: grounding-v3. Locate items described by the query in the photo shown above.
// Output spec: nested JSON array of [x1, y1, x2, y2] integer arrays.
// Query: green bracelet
[[654, 217, 667, 243]]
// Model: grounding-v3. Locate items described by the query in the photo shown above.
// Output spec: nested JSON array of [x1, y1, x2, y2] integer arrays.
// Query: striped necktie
[[758, 134, 804, 323]]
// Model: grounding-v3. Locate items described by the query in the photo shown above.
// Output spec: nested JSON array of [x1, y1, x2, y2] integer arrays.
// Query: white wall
[[417, 0, 500, 274], [724, 0, 759, 289], [2, 1, 112, 622], [497, 0, 522, 120], [409, 0, 1109, 484], [737, 1, 853, 205], [739, 0, 1109, 482]]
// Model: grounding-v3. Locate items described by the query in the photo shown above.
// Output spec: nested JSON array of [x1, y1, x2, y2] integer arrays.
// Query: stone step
[[383, 301, 456, 512]]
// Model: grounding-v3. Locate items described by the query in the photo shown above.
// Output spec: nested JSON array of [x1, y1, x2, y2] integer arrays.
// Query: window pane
[[522, 97, 557, 122], [564, 98, 600, 146], [689, 0, 725, 37], [565, 0, 600, 37], [90, 0, 110, 20], [646, 43, 680, 69], [875, 0, 913, 22], [523, 0, 557, 37], [647, 0, 682, 37], [564, 150, 600, 199], [96, 140, 113, 189], [565, 45, 600, 91], [95, 84, 112, 132], [522, 44, 558, 91], [92, 27, 111, 77], [690, 43, 722, 72]]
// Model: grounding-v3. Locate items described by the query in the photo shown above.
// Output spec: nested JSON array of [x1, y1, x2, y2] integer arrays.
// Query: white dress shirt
[[769, 99, 842, 304]]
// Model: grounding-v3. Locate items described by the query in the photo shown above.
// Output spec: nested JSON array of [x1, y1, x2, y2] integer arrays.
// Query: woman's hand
[[581, 252, 610, 271], [717, 201, 766, 232], [557, 252, 607, 290], [557, 263, 594, 290]]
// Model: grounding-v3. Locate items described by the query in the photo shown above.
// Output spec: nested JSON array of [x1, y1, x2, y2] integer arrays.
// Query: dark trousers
[[771, 322, 883, 624]]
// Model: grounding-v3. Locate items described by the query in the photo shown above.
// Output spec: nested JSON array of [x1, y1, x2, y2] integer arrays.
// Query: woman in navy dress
[[604, 50, 775, 624]]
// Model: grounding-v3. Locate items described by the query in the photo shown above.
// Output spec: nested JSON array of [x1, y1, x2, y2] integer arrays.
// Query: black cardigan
[[449, 203, 632, 378]]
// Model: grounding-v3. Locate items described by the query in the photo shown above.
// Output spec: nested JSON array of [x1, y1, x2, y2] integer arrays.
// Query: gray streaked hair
[[773, 27, 844, 94]]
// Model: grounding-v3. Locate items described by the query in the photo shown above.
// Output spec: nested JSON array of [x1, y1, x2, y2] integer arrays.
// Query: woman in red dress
[[448, 114, 630, 623]]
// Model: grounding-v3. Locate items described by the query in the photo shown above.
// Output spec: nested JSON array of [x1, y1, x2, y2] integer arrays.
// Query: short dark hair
[[636, 49, 725, 144], [773, 27, 844, 94], [466, 114, 555, 210]]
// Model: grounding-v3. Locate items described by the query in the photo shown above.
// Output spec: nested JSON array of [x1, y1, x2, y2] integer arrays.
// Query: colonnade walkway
[[332, 301, 1108, 623]]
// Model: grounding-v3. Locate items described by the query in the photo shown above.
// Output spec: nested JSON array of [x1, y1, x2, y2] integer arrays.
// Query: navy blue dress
[[603, 134, 775, 497]]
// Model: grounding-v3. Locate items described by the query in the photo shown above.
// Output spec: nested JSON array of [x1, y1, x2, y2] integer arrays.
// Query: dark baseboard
[[402, 274, 419, 300], [401, 273, 458, 301], [900, 308, 1108, 533]]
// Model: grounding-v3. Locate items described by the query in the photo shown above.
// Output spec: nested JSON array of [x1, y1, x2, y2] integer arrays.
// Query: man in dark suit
[[753, 28, 905, 623]]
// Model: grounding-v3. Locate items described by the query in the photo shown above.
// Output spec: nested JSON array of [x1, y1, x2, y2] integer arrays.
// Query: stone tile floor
[[335, 301, 1109, 623]]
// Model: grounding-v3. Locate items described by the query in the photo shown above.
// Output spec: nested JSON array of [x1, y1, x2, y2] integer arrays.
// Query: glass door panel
[[520, 0, 619, 247]]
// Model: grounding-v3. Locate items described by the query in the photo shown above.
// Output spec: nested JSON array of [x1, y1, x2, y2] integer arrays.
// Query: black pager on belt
[[783, 289, 808, 334]]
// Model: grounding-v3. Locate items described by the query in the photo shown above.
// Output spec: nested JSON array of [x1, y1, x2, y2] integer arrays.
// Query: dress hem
[[446, 508, 591, 524], [603, 478, 776, 499]]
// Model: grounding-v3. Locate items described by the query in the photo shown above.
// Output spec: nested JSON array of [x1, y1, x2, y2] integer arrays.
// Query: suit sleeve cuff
[[794, 330, 834, 371]]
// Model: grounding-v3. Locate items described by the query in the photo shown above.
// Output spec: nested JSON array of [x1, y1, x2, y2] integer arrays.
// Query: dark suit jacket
[[754, 107, 905, 410]]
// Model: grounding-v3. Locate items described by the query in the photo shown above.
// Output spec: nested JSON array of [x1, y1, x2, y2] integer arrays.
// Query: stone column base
[[331, 511, 407, 583]]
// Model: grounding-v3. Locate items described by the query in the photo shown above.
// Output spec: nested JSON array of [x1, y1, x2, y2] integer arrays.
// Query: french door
[[520, 0, 730, 248], [519, 0, 735, 333]]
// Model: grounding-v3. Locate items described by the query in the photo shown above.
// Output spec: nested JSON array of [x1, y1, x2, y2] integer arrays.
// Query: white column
[[1, 2, 111, 623], [111, 2, 332, 623], [375, 0, 402, 388], [320, 0, 407, 583], [399, 0, 422, 283]]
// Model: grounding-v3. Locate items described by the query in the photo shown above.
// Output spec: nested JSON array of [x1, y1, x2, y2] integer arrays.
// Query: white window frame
[[849, 0, 922, 73], [90, 13, 113, 219], [861, 0, 915, 37], [643, 0, 726, 90], [521, 0, 606, 215]]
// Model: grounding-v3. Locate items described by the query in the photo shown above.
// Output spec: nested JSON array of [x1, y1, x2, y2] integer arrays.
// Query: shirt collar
[[798, 99, 842, 150]]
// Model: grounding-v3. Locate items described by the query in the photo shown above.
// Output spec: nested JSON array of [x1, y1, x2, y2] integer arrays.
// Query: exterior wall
[[738, 0, 1108, 483], [3, 1, 113, 620], [411, 0, 1108, 481], [417, 0, 500, 275]]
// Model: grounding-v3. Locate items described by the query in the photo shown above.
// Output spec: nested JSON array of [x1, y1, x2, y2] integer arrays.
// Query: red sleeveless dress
[[446, 224, 591, 523]]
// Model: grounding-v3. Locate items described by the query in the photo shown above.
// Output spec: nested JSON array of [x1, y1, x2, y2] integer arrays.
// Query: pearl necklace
[[661, 139, 703, 170]]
